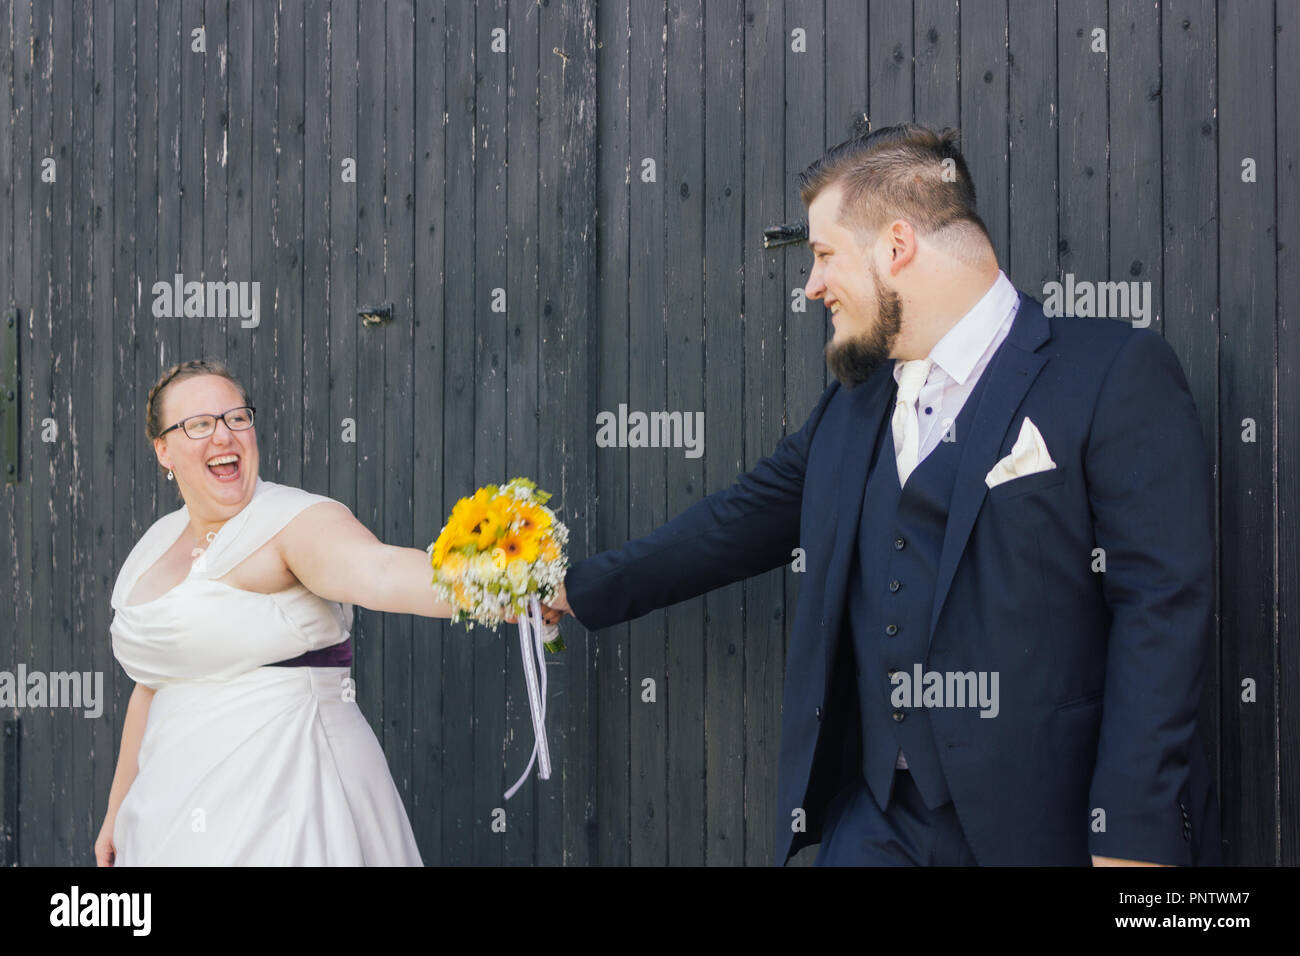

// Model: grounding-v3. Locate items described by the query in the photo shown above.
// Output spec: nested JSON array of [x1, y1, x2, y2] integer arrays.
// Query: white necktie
[[892, 358, 933, 487]]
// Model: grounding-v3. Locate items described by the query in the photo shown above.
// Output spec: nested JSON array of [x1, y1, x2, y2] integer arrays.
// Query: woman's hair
[[146, 359, 252, 443]]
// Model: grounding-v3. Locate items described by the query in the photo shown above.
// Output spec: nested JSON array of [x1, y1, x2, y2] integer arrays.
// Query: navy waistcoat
[[846, 358, 998, 813]]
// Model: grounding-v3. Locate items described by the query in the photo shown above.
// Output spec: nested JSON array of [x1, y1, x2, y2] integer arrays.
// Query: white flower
[[506, 558, 531, 595]]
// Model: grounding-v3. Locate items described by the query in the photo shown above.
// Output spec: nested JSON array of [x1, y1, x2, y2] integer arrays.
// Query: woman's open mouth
[[206, 454, 241, 482]]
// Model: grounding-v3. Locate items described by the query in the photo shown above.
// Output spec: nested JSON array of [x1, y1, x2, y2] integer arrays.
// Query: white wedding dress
[[109, 477, 423, 865]]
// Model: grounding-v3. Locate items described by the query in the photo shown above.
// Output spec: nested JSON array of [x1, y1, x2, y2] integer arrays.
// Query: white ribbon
[[504, 595, 556, 800]]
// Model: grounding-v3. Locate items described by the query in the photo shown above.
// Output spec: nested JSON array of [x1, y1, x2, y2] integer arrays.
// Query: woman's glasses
[[159, 406, 256, 440]]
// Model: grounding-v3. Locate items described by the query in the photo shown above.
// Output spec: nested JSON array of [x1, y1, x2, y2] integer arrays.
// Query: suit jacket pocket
[[987, 467, 1066, 501]]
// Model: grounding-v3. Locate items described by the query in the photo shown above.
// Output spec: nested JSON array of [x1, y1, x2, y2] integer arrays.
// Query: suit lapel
[[820, 366, 893, 667], [926, 293, 1052, 643]]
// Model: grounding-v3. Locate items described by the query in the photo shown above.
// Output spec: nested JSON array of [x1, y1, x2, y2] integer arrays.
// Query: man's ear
[[886, 220, 918, 273]]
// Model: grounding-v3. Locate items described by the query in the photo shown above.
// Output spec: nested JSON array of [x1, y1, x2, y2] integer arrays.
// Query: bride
[[96, 359, 455, 866]]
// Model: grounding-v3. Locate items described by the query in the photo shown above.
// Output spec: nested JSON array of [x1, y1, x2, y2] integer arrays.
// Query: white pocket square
[[985, 417, 1057, 489]]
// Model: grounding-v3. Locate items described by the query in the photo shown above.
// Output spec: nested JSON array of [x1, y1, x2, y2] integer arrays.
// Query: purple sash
[[268, 636, 353, 668]]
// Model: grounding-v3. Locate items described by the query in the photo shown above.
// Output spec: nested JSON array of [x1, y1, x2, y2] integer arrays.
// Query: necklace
[[191, 530, 218, 561]]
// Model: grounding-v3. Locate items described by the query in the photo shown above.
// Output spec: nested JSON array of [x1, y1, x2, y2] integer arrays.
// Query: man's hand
[[541, 583, 570, 624], [1091, 855, 1171, 867]]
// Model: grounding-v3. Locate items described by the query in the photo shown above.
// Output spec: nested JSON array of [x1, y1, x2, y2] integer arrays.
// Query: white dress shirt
[[892, 269, 1021, 468], [891, 269, 1020, 772]]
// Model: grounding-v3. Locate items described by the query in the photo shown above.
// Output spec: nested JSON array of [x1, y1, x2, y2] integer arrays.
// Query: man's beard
[[825, 267, 903, 388]]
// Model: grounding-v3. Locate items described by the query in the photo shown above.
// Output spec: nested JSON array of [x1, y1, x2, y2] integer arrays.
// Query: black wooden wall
[[1, 0, 1295, 866]]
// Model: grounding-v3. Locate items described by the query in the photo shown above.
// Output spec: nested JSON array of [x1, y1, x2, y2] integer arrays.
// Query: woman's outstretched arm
[[95, 681, 155, 866], [277, 500, 455, 619]]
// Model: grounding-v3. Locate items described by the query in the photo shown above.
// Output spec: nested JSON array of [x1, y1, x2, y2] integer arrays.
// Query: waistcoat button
[[892, 710, 905, 722], [885, 624, 898, 636], [889, 579, 901, 593]]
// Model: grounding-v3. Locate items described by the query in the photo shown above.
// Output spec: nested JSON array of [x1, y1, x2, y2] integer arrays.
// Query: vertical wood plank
[[201, 0, 227, 367], [440, 0, 475, 863], [301, 0, 330, 497], [782, 0, 824, 420], [410, 0, 445, 866], [1217, 0, 1276, 867], [1007, 0, 1057, 289], [47, 0, 74, 863], [66, 0, 95, 864], [702, 0, 745, 866], [536, 0, 596, 866], [826, 0, 868, 145], [274, 0, 304, 494], [0, 0, 15, 856], [741, 0, 787, 869], [179, 0, 204, 366], [913, 0, 958, 129], [503, 0, 541, 866], [353, 0, 387, 759], [247, 0, 277, 496], [155, 0, 181, 497], [226, 0, 252, 497], [275, 0, 304, 491], [471, 0, 507, 868], [7, 0, 33, 865], [622, 0, 668, 866], [24, 0, 53, 866], [780, 0, 825, 862], [663, 0, 705, 867], [592, 0, 631, 867], [869, 0, 912, 125], [124, 0, 158, 724], [382, 0, 416, 841], [1277, 0, 1300, 869], [96, 0, 134, 850], [1159, 6, 1220, 829], [1056, 0, 1108, 285], [1109, 0, 1162, 333], [326, 0, 356, 519], [960, 0, 1009, 266]]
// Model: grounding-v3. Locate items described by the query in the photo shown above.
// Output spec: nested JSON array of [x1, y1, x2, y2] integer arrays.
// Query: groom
[[544, 124, 1221, 866]]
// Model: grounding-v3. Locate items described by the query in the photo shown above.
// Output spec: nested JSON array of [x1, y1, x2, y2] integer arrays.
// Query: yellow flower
[[513, 502, 552, 536], [500, 531, 541, 563], [443, 490, 508, 551], [471, 490, 508, 549], [445, 496, 485, 542], [540, 538, 561, 563]]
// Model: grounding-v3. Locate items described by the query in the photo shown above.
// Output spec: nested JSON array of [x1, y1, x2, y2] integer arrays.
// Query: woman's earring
[[167, 469, 174, 481]]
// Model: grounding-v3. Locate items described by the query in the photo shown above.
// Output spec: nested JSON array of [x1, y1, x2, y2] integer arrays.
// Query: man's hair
[[798, 123, 993, 265]]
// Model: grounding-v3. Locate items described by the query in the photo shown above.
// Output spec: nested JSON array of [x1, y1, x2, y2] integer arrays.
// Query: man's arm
[[1083, 329, 1215, 866], [561, 382, 840, 630]]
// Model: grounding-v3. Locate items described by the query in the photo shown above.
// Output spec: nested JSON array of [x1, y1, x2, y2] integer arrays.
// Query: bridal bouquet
[[428, 477, 567, 649], [428, 477, 566, 797]]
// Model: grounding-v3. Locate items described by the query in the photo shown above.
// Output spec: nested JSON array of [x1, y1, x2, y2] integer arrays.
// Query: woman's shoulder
[[200, 480, 349, 579], [252, 480, 354, 531], [254, 478, 346, 513]]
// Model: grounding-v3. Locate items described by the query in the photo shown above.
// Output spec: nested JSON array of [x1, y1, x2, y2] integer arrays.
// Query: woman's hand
[[94, 817, 117, 866]]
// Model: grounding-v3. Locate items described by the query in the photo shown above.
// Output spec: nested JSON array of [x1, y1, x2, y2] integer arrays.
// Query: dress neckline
[[122, 481, 268, 608], [123, 519, 234, 608]]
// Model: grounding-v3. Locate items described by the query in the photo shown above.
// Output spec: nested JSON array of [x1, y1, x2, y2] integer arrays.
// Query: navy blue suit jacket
[[565, 292, 1222, 866]]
